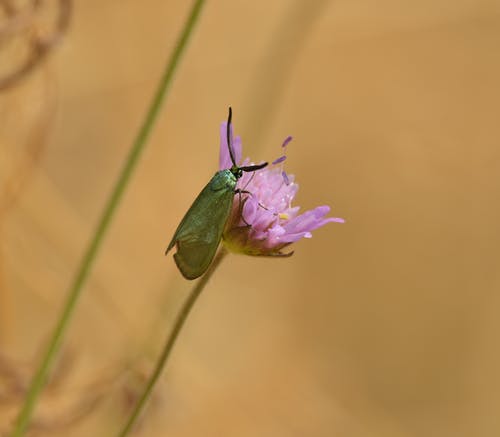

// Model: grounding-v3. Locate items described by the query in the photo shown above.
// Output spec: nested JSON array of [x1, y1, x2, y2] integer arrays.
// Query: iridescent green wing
[[166, 170, 236, 280]]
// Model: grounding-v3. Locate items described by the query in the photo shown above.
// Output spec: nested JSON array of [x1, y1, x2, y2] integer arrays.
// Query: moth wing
[[166, 175, 235, 279], [173, 237, 219, 280]]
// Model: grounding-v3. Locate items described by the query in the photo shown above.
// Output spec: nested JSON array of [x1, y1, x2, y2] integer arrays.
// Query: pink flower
[[220, 122, 344, 256]]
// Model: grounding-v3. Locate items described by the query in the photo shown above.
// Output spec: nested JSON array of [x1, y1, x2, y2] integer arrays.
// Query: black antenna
[[226, 107, 268, 173], [240, 162, 268, 172], [227, 107, 237, 167]]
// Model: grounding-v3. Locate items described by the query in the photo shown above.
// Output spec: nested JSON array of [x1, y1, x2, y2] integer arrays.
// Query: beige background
[[1, 0, 500, 435]]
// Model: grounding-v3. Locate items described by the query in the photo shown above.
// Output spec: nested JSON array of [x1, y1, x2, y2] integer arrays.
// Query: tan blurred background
[[1, 0, 500, 435]]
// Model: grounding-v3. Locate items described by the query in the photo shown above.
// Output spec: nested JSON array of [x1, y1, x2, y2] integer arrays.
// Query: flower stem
[[117, 247, 228, 437], [9, 1, 206, 435]]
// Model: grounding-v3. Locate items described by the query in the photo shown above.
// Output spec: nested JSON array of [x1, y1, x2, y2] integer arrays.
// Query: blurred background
[[1, 0, 500, 435]]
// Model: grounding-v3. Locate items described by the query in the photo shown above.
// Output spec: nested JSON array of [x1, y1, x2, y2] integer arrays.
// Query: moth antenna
[[240, 162, 268, 172], [226, 107, 237, 167]]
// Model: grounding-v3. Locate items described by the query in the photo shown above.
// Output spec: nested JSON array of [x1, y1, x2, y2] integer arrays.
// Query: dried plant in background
[[0, 351, 133, 436], [0, 0, 72, 91], [0, 0, 69, 417], [0, 62, 57, 347]]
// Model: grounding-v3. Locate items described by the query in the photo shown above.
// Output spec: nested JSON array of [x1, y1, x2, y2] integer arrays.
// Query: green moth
[[166, 108, 268, 280]]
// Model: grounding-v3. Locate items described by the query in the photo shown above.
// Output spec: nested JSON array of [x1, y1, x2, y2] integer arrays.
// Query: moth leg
[[234, 189, 252, 227], [234, 188, 286, 227], [237, 189, 278, 216], [239, 172, 270, 212]]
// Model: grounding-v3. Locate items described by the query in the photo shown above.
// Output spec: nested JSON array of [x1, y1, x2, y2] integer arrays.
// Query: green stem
[[10, 1, 206, 435], [117, 247, 228, 437]]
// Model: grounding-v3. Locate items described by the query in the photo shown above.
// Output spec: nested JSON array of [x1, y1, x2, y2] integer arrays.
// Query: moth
[[166, 108, 267, 279]]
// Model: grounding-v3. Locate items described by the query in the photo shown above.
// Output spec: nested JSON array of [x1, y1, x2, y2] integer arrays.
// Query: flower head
[[220, 121, 344, 256]]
